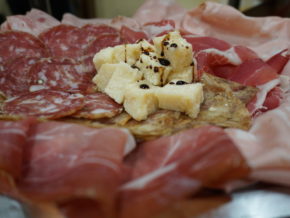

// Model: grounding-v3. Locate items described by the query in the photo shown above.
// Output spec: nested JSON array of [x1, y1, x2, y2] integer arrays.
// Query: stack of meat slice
[[0, 1, 290, 218]]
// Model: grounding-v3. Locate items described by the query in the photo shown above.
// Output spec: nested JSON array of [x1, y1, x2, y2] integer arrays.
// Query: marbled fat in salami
[[0, 57, 39, 97], [2, 90, 84, 119], [72, 92, 123, 119], [28, 57, 93, 93], [0, 31, 49, 70], [83, 33, 123, 73]]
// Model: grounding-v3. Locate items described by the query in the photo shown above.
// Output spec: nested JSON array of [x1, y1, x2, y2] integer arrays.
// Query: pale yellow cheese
[[95, 62, 143, 103], [155, 80, 203, 118], [153, 31, 194, 82], [135, 53, 172, 86], [124, 81, 158, 121]]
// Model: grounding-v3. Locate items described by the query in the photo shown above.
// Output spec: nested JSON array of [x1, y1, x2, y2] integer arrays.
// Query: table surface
[[1, 183, 290, 218]]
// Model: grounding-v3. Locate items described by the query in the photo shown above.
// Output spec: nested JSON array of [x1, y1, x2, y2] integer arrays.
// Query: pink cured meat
[[0, 120, 32, 178], [39, 24, 90, 59], [0, 57, 39, 97], [28, 57, 94, 94], [18, 121, 135, 217], [3, 90, 84, 119], [0, 9, 60, 36], [72, 92, 123, 119], [0, 31, 49, 70], [40, 24, 119, 60], [120, 126, 248, 218], [83, 33, 123, 73], [120, 26, 148, 43]]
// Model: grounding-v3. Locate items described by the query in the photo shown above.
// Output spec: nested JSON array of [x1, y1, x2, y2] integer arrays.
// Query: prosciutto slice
[[18, 121, 135, 217], [0, 9, 60, 36], [0, 120, 32, 178], [120, 126, 248, 218]]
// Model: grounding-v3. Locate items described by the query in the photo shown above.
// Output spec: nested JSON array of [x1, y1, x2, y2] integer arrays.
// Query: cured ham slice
[[0, 9, 60, 36], [184, 35, 231, 52], [226, 93, 290, 186], [18, 121, 135, 217], [120, 126, 248, 218], [0, 120, 32, 178], [181, 2, 290, 60], [266, 49, 290, 74], [0, 31, 49, 70], [133, 0, 186, 28], [142, 20, 175, 37], [2, 90, 84, 119], [72, 92, 123, 119], [228, 58, 278, 86]]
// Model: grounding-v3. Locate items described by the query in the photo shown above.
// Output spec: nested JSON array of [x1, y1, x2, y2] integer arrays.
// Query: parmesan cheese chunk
[[124, 81, 158, 121], [94, 63, 143, 103], [155, 80, 203, 118]]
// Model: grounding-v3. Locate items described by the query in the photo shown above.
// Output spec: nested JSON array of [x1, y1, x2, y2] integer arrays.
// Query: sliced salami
[[28, 57, 94, 94], [72, 92, 123, 119], [0, 57, 39, 97], [40, 24, 119, 60], [39, 24, 87, 59], [2, 90, 84, 119], [0, 31, 49, 70], [83, 33, 123, 73]]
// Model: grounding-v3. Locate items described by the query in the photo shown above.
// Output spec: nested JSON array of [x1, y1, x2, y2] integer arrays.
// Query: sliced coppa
[[72, 92, 123, 119], [0, 31, 49, 70], [28, 57, 94, 94], [2, 90, 84, 119], [0, 57, 39, 98]]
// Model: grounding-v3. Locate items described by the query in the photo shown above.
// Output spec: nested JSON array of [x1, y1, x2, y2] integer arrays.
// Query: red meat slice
[[143, 20, 175, 37], [28, 57, 93, 94], [120, 26, 148, 43], [266, 49, 289, 74], [120, 126, 248, 218], [0, 9, 60, 36], [3, 90, 84, 119], [18, 122, 135, 217], [229, 58, 278, 86], [83, 33, 123, 73], [0, 57, 39, 97], [184, 36, 231, 53], [39, 25, 89, 59], [0, 31, 49, 70], [72, 92, 123, 119], [0, 120, 32, 178]]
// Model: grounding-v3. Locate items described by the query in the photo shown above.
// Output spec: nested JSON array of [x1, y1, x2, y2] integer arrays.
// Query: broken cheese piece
[[155, 80, 203, 119], [124, 81, 158, 121]]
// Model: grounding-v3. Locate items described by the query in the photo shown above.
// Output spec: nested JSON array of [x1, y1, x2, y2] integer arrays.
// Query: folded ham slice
[[120, 126, 248, 218], [17, 121, 135, 217], [0, 9, 60, 36]]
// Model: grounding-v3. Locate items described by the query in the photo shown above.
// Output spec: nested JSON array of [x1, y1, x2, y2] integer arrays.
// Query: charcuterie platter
[[0, 1, 289, 218]]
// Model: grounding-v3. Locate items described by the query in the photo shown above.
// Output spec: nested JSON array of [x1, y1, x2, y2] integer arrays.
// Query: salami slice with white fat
[[0, 31, 49, 70], [28, 57, 94, 94], [83, 33, 123, 73], [72, 92, 123, 119], [0, 57, 39, 97], [2, 90, 84, 119], [39, 24, 89, 59]]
